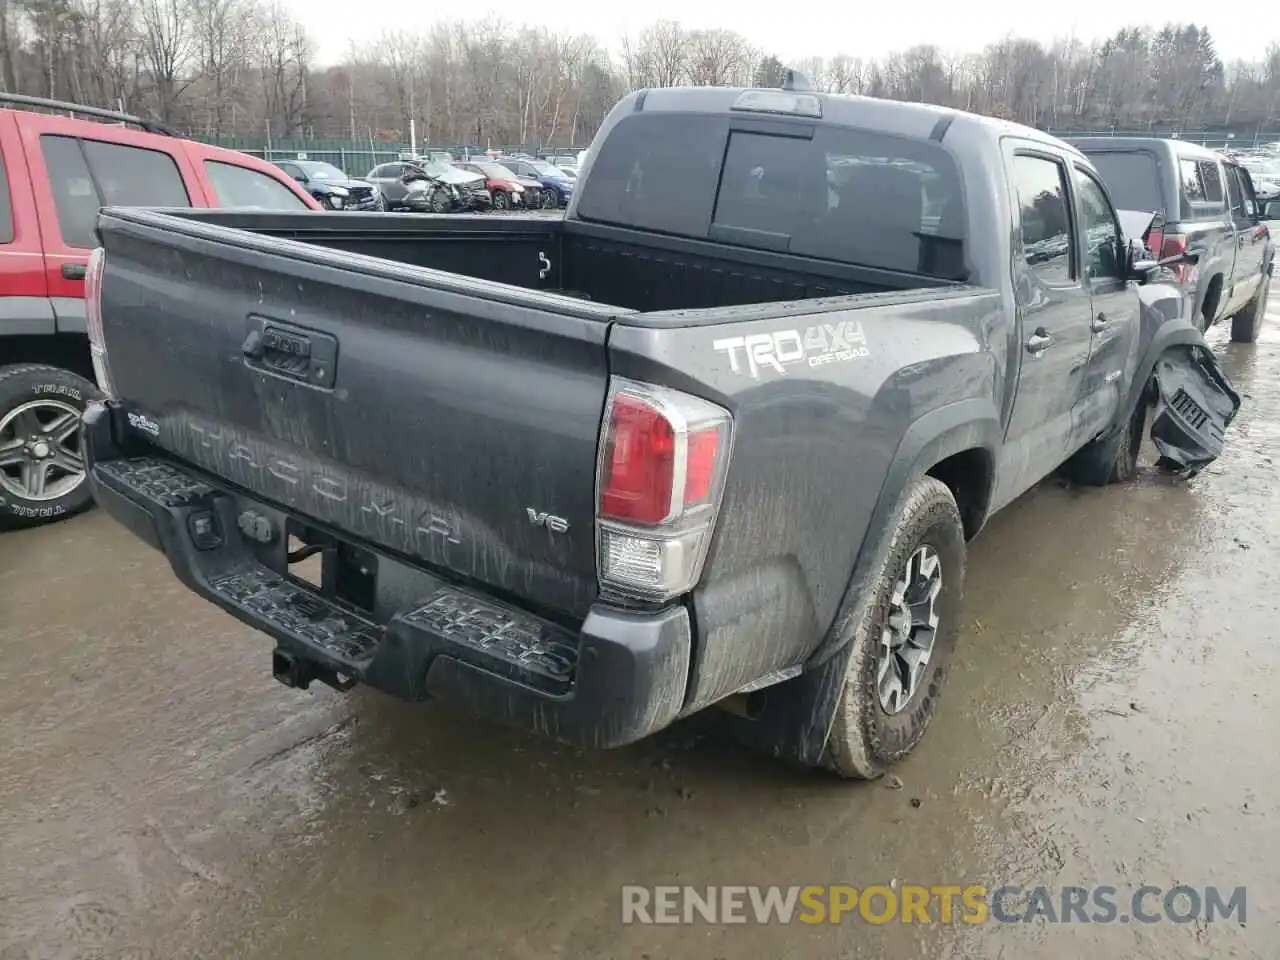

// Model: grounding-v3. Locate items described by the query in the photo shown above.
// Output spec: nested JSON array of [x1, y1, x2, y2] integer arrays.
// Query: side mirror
[[1130, 248, 1199, 283], [292, 173, 306, 183]]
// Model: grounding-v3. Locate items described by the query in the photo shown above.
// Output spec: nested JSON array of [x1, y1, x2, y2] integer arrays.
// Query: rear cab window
[[577, 112, 967, 281], [40, 134, 191, 248], [1082, 150, 1165, 217], [203, 161, 312, 210]]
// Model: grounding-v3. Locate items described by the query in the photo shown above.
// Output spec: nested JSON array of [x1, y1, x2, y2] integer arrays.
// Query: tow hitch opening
[[272, 647, 358, 693]]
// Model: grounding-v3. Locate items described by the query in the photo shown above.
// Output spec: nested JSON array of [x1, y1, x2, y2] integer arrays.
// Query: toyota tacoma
[[78, 78, 1237, 777]]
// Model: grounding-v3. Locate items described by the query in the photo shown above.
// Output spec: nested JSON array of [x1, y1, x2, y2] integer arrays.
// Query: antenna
[[780, 69, 814, 93]]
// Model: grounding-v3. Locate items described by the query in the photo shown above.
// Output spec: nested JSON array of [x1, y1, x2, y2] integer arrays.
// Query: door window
[[203, 161, 312, 210], [1011, 154, 1074, 285], [1074, 169, 1124, 281], [40, 135, 190, 248], [277, 162, 301, 180]]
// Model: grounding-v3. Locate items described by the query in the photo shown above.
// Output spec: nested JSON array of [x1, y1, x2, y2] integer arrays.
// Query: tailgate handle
[[242, 317, 339, 390], [62, 263, 86, 280]]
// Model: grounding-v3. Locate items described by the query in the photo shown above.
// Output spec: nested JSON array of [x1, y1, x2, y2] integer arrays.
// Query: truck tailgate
[[95, 209, 618, 621]]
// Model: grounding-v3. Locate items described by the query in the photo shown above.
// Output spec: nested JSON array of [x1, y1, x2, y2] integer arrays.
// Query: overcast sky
[[303, 1, 1269, 69]]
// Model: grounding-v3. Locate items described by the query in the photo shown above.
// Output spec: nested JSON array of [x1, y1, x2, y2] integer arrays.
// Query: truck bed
[[166, 209, 959, 314]]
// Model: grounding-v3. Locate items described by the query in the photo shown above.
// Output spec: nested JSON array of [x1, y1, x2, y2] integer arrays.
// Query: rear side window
[[1011, 154, 1074, 285], [203, 161, 311, 210], [1179, 160, 1206, 202], [1226, 166, 1246, 217], [81, 139, 190, 207], [578, 113, 967, 280], [0, 147, 12, 243], [1084, 150, 1163, 214], [1197, 161, 1224, 203], [40, 135, 190, 248]]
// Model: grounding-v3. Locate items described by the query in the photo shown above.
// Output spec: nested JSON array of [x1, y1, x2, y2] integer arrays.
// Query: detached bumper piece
[[1150, 344, 1243, 477], [82, 403, 691, 748]]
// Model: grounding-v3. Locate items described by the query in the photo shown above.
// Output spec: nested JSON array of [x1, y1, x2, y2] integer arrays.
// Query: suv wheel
[[0, 364, 100, 530], [822, 476, 966, 779], [1230, 276, 1270, 343]]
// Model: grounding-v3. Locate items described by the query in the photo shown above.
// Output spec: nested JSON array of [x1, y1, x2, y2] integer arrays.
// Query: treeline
[[2, 3, 1279, 147]]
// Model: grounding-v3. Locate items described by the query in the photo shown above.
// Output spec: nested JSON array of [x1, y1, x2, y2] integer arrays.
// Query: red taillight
[[85, 246, 115, 397], [1160, 233, 1191, 283], [601, 394, 677, 524], [1161, 233, 1187, 259], [596, 379, 733, 600]]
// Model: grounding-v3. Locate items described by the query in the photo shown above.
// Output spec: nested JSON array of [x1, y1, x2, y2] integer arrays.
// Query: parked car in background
[[552, 159, 578, 178], [455, 161, 528, 210], [497, 155, 574, 207], [413, 157, 491, 210], [1238, 157, 1280, 201], [274, 159, 382, 211], [0, 93, 319, 530], [1071, 137, 1273, 341], [365, 161, 459, 213]]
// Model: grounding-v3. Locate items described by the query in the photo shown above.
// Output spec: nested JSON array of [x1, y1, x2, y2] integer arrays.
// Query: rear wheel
[[1230, 277, 1269, 344], [822, 477, 966, 780], [0, 364, 99, 530]]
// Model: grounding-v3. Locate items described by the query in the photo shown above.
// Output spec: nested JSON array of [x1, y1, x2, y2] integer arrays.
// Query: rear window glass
[[1084, 151, 1164, 214], [577, 113, 967, 280]]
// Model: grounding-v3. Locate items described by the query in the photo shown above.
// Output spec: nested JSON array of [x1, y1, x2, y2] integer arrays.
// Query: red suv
[[0, 94, 320, 530]]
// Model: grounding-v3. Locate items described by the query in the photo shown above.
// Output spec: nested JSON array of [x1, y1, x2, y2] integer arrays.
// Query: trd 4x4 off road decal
[[712, 320, 870, 379]]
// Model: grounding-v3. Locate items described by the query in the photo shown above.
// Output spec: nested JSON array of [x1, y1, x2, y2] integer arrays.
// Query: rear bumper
[[82, 401, 692, 748]]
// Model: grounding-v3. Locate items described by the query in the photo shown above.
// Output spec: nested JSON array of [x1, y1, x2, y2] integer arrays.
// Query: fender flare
[[728, 398, 1001, 767]]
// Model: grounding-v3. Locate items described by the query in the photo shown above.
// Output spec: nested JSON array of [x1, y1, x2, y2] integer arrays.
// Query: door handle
[[1026, 330, 1053, 354], [62, 263, 86, 280], [1091, 312, 1108, 333]]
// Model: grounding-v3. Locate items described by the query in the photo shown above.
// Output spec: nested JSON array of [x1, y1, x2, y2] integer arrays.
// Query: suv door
[[1226, 163, 1268, 310], [374, 163, 406, 204], [998, 148, 1095, 504], [0, 112, 50, 327], [16, 114, 196, 324], [1072, 164, 1141, 448]]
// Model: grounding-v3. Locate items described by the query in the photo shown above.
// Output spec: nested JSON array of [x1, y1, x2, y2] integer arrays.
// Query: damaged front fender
[[1149, 344, 1242, 477]]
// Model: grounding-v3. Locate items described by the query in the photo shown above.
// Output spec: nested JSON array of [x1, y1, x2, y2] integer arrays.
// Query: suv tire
[[0, 364, 100, 530], [822, 476, 966, 780], [1230, 276, 1270, 344]]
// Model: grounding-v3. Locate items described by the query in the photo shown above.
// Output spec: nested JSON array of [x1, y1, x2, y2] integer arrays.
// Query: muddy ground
[[2, 291, 1278, 959]]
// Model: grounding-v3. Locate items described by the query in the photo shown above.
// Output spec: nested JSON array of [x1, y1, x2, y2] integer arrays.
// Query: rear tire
[[0, 364, 100, 531], [822, 477, 966, 780], [1230, 277, 1269, 344]]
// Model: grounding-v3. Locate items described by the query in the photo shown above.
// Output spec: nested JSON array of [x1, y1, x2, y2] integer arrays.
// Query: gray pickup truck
[[79, 79, 1237, 778]]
